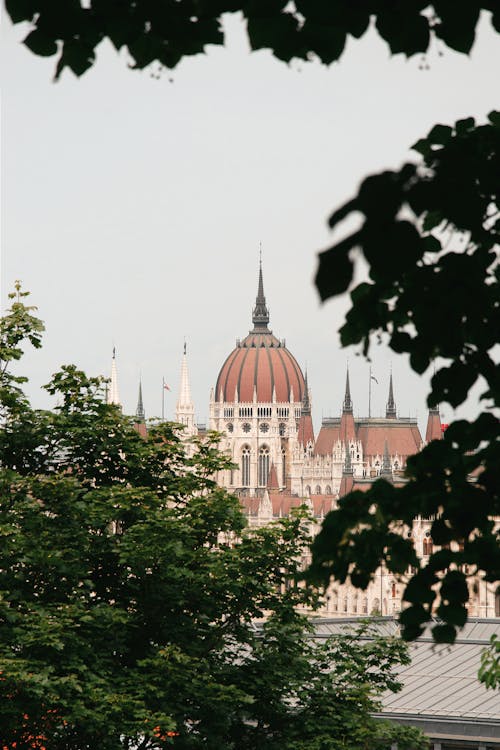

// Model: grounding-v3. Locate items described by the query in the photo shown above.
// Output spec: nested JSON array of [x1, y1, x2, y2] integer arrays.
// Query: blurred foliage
[[0, 290, 426, 748], [310, 114, 499, 644], [479, 634, 500, 690], [4, 1, 500, 79]]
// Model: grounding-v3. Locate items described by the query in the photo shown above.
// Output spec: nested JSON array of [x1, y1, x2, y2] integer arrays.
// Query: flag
[[164, 383, 171, 391], [371, 375, 379, 384]]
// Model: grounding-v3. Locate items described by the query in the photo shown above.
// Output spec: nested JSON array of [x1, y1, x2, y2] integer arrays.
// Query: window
[[362, 597, 368, 614], [259, 422, 269, 433], [258, 445, 270, 487], [239, 407, 253, 418], [224, 407, 234, 418], [315, 485, 321, 495], [257, 407, 271, 418], [279, 422, 286, 436], [277, 407, 289, 418], [241, 446, 250, 487], [325, 485, 332, 495], [242, 422, 251, 433], [305, 485, 311, 496], [226, 422, 233, 433], [281, 448, 286, 486]]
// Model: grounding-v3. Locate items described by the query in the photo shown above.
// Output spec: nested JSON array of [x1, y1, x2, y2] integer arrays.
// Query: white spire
[[107, 347, 121, 407], [175, 342, 196, 435]]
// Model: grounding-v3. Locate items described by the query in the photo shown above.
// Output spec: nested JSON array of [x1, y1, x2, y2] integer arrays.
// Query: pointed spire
[[342, 368, 353, 414], [175, 343, 196, 434], [136, 380, 145, 421], [380, 440, 393, 480], [386, 371, 396, 419], [107, 347, 121, 407], [302, 368, 311, 415], [252, 255, 270, 330]]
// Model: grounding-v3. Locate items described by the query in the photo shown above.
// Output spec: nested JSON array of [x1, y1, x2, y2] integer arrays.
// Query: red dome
[[215, 330, 305, 404], [216, 263, 305, 403]]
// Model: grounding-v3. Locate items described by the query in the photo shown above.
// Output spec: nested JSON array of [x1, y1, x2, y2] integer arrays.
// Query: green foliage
[[479, 634, 500, 690], [0, 291, 425, 748], [0, 280, 44, 417], [5, 0, 500, 79], [310, 113, 500, 644]]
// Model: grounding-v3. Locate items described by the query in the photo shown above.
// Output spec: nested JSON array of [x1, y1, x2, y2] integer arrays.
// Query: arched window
[[281, 447, 286, 486], [353, 593, 359, 613], [362, 597, 368, 614], [343, 595, 348, 612], [305, 485, 311, 496], [325, 485, 332, 495], [278, 422, 286, 436], [241, 445, 251, 487], [258, 445, 270, 487], [315, 485, 321, 495]]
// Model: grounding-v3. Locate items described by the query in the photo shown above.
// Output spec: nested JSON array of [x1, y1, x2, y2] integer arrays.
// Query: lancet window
[[241, 445, 251, 487], [258, 445, 270, 487]]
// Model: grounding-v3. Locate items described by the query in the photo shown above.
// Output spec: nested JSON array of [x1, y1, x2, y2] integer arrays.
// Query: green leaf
[[426, 124, 453, 145], [315, 241, 356, 301], [23, 29, 58, 57]]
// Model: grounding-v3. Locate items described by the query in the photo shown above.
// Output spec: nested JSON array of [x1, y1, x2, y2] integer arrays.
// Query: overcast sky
[[2, 10, 499, 433]]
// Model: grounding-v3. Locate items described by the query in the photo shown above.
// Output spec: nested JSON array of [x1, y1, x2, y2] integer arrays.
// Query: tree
[[0, 290, 425, 749], [309, 113, 500, 644], [5, 1, 499, 644], [4, 1, 500, 80]]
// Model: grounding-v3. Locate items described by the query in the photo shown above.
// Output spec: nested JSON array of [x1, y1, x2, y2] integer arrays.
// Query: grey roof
[[312, 617, 500, 725]]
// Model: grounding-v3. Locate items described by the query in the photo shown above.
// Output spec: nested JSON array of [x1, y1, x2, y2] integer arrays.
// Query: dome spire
[[252, 251, 270, 331]]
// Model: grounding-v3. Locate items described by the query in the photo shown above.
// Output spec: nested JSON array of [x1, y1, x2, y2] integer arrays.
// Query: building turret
[[339, 441, 355, 497], [340, 369, 356, 443], [386, 371, 397, 419], [175, 343, 196, 435], [298, 369, 315, 448], [107, 347, 121, 407], [136, 380, 145, 421]]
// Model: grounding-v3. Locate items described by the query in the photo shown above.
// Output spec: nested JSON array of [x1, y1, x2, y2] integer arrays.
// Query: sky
[[2, 10, 499, 433]]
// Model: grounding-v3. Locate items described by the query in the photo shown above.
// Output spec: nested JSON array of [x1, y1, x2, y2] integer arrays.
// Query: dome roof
[[215, 264, 305, 404]]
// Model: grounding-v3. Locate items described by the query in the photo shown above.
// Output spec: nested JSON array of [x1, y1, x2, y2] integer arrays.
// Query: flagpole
[[162, 377, 165, 421], [368, 366, 371, 419]]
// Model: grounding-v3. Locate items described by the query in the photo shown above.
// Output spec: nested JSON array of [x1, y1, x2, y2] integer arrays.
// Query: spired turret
[[136, 380, 145, 421], [386, 372, 397, 419], [175, 342, 196, 436], [107, 347, 121, 408], [340, 368, 356, 443]]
